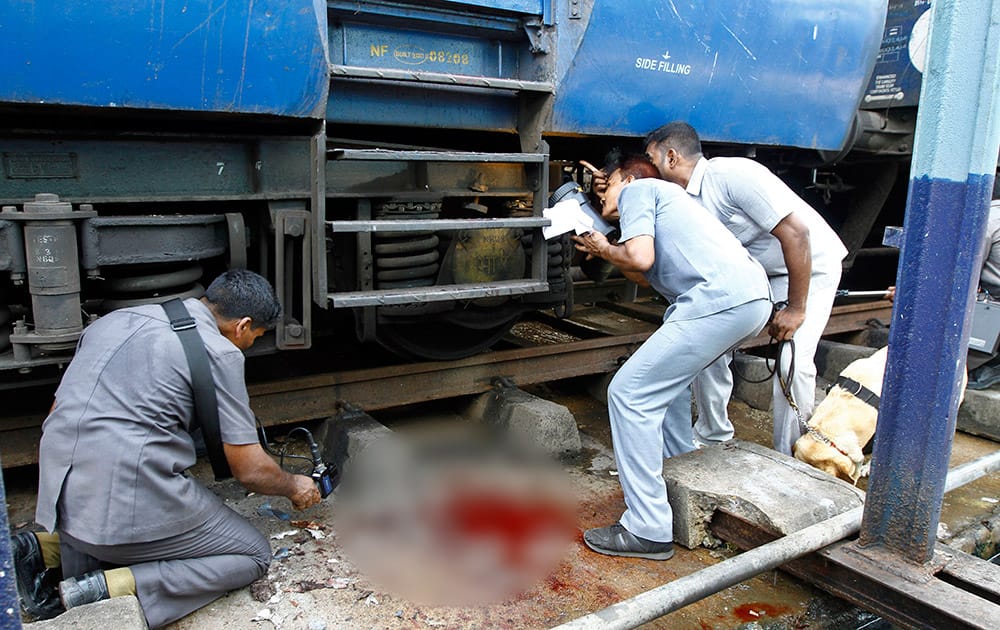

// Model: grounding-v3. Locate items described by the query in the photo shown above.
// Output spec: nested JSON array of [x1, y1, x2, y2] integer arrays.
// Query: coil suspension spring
[[373, 202, 442, 290]]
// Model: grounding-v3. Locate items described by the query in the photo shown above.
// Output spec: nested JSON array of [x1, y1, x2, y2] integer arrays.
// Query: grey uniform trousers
[[59, 502, 271, 629], [676, 270, 841, 455], [609, 298, 771, 542]]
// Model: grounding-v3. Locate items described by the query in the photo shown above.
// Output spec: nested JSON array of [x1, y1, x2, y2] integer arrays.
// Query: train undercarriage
[[0, 120, 582, 375]]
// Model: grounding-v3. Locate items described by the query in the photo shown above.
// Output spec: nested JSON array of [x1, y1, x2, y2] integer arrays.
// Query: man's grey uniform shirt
[[686, 156, 847, 276], [617, 178, 770, 321], [36, 298, 260, 545]]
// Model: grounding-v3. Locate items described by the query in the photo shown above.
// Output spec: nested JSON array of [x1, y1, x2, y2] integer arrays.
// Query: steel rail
[[248, 301, 893, 425], [248, 330, 649, 426]]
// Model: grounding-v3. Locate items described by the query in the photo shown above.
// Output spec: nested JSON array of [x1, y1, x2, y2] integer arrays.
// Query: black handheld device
[[257, 421, 340, 498], [306, 438, 339, 498]]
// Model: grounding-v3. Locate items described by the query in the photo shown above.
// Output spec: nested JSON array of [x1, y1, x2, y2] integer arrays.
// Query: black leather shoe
[[968, 362, 1000, 390], [583, 523, 675, 560], [59, 570, 110, 610], [11, 532, 64, 619]]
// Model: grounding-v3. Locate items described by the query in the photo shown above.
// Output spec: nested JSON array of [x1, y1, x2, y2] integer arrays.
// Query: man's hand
[[571, 230, 610, 259], [768, 304, 806, 341], [768, 213, 811, 341], [289, 474, 322, 511], [580, 160, 608, 196], [225, 442, 323, 510]]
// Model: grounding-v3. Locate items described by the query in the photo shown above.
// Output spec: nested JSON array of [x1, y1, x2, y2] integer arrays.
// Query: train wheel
[[372, 315, 519, 361]]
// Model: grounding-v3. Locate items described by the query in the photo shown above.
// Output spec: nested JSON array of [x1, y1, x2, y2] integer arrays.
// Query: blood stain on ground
[[732, 601, 792, 622]]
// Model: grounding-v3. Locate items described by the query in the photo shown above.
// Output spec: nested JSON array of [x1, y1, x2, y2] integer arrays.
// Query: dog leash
[[731, 301, 790, 385], [776, 339, 866, 481], [730, 302, 866, 481]]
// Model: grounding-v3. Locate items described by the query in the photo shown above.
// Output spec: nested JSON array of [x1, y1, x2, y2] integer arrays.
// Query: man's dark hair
[[204, 269, 282, 330], [601, 147, 626, 175], [644, 121, 703, 158], [603, 150, 659, 181], [993, 170, 999, 200]]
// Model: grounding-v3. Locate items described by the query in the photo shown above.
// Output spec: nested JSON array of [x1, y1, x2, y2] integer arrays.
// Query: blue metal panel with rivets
[[0, 1, 328, 118], [549, 0, 888, 151], [325, 0, 550, 132]]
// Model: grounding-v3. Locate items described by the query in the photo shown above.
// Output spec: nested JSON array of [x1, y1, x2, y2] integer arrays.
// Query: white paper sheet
[[542, 198, 596, 240]]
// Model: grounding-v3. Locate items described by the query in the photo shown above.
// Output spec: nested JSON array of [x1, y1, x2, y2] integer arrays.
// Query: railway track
[[0, 298, 893, 468]]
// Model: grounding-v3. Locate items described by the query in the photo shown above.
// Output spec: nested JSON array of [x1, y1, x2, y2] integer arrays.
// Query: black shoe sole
[[12, 533, 64, 619], [583, 537, 675, 560], [967, 381, 1000, 390]]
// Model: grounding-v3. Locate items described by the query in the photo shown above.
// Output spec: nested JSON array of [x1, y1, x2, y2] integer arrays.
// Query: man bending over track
[[572, 153, 771, 559]]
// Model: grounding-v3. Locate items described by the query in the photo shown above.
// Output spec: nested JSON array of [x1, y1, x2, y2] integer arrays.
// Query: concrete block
[[314, 404, 393, 480], [732, 353, 773, 411], [957, 388, 1000, 442], [31, 596, 147, 630], [662, 439, 865, 549], [466, 386, 582, 457], [814, 341, 878, 382]]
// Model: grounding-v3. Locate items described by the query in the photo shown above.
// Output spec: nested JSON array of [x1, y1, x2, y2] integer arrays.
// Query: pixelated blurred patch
[[335, 425, 578, 606]]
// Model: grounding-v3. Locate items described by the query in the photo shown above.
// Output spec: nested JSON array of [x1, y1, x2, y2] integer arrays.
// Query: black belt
[[835, 375, 881, 410]]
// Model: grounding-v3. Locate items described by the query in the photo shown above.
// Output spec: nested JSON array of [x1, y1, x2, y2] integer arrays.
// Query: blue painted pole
[[0, 455, 24, 628], [859, 0, 1000, 562]]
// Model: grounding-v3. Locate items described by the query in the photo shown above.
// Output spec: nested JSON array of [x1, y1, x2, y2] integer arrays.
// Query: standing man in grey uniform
[[13, 269, 321, 628], [572, 154, 771, 559], [645, 122, 848, 455]]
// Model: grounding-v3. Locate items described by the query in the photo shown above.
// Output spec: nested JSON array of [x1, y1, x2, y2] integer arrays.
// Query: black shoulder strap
[[162, 298, 233, 480]]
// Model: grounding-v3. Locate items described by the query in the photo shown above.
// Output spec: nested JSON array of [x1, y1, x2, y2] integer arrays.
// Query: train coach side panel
[[550, 0, 888, 152], [0, 0, 329, 118]]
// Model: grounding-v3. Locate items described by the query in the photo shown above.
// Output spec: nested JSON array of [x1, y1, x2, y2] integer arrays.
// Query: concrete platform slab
[[957, 388, 1000, 442], [663, 439, 865, 549], [29, 596, 146, 629], [314, 404, 392, 480], [585, 372, 612, 405]]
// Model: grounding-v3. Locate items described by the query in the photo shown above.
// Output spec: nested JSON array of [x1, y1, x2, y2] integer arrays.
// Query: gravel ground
[[9, 375, 999, 629]]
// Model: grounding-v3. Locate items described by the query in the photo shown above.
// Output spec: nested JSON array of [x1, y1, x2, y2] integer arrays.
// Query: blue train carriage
[[324, 0, 892, 354], [0, 0, 571, 375], [0, 0, 896, 375], [0, 1, 329, 374]]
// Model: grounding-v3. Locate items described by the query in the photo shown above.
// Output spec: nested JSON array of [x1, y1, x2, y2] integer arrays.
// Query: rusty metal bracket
[[225, 212, 248, 270], [271, 201, 312, 350]]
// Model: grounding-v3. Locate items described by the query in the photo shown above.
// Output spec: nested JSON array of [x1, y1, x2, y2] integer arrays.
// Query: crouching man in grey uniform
[[13, 269, 321, 628], [572, 154, 771, 559]]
